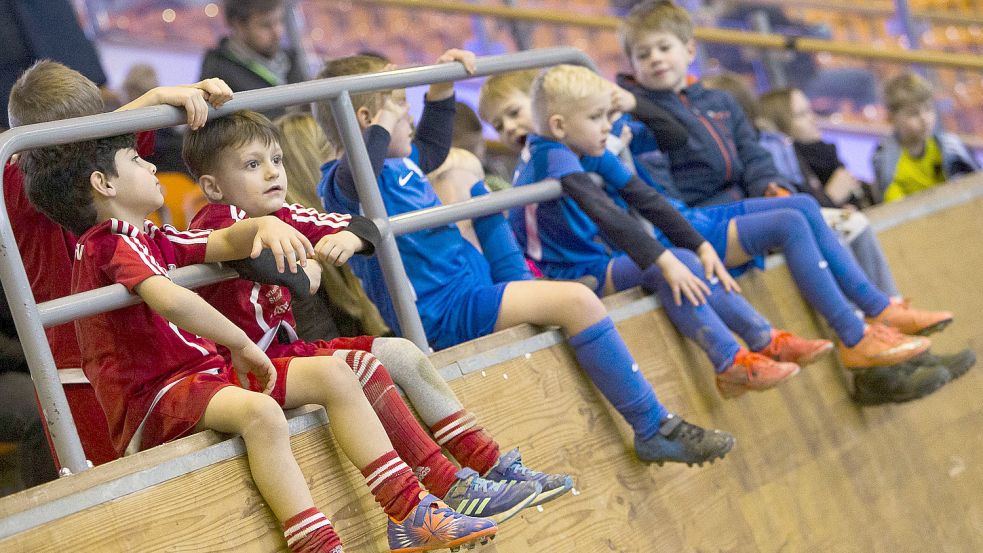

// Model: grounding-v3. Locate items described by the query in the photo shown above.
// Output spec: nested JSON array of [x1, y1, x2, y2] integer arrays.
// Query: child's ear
[[198, 174, 224, 202], [685, 39, 697, 63], [547, 114, 566, 140], [89, 170, 115, 199], [355, 106, 373, 128]]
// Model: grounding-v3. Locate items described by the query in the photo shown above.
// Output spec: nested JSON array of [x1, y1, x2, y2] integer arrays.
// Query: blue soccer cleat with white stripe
[[483, 448, 574, 507], [388, 492, 497, 552], [442, 468, 540, 524]]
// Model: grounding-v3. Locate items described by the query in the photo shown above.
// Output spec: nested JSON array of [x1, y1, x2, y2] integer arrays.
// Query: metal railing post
[[328, 92, 430, 350]]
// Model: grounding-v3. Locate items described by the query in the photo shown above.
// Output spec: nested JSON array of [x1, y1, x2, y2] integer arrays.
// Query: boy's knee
[[787, 193, 822, 214], [314, 356, 364, 392], [669, 248, 702, 273], [562, 281, 607, 319], [772, 208, 810, 233], [241, 393, 288, 436]]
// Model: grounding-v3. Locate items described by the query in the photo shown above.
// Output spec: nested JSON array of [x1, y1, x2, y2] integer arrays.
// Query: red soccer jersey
[[72, 218, 223, 455], [4, 131, 156, 369], [190, 203, 352, 356]]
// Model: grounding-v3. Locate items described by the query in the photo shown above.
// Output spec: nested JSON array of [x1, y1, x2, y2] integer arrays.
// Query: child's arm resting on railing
[[204, 215, 314, 273]]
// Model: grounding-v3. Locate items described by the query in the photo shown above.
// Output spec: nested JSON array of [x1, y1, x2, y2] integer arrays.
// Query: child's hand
[[251, 216, 315, 273], [314, 230, 364, 266], [230, 341, 277, 395], [372, 98, 410, 135], [146, 85, 224, 130], [696, 242, 741, 294], [428, 49, 477, 101], [611, 85, 637, 115], [188, 78, 234, 108], [303, 262, 323, 295], [656, 250, 711, 306]]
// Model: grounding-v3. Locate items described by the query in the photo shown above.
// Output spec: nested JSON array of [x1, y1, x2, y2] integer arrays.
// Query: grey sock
[[371, 337, 463, 426]]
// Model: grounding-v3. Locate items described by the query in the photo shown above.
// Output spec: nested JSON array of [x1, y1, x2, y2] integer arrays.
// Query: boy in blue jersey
[[479, 67, 965, 404], [314, 52, 735, 467], [512, 64, 831, 398]]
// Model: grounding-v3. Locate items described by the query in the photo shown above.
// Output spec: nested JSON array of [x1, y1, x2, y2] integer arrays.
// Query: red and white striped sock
[[430, 410, 501, 475], [282, 507, 343, 553], [341, 350, 459, 497], [360, 451, 424, 522]]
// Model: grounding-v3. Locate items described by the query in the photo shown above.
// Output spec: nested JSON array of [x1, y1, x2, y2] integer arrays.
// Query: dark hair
[[182, 110, 280, 179], [223, 0, 283, 24], [24, 134, 135, 236]]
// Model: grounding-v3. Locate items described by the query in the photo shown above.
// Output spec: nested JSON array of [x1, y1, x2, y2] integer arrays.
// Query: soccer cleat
[[868, 298, 953, 336], [837, 323, 931, 370], [899, 349, 976, 380], [388, 492, 497, 553], [634, 414, 735, 467], [852, 362, 952, 405], [443, 468, 540, 524], [757, 329, 834, 366], [715, 349, 801, 399], [484, 448, 574, 507]]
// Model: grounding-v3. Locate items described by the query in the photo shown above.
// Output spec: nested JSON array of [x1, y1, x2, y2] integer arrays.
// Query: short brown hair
[[883, 71, 934, 114], [757, 88, 797, 135], [224, 0, 282, 24], [8, 60, 103, 128], [24, 134, 135, 236], [619, 0, 694, 56], [477, 69, 539, 123], [182, 110, 280, 180], [311, 55, 390, 150], [703, 72, 760, 122]]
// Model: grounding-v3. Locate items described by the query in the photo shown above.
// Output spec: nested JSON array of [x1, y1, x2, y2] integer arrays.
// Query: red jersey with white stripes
[[72, 218, 222, 455], [190, 203, 352, 357]]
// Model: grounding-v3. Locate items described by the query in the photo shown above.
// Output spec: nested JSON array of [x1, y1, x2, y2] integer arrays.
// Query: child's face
[[788, 90, 822, 143], [206, 139, 287, 218], [891, 101, 936, 148], [552, 92, 613, 157], [485, 90, 535, 153], [385, 90, 414, 159], [108, 148, 162, 214], [628, 31, 696, 93]]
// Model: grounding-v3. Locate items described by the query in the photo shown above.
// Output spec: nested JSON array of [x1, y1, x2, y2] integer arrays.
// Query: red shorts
[[265, 335, 378, 359], [138, 357, 293, 453]]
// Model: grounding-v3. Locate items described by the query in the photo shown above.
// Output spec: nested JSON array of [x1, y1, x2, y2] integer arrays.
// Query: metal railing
[[0, 47, 593, 475]]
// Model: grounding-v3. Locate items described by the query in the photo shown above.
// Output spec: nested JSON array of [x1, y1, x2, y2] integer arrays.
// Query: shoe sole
[[526, 479, 574, 507], [793, 342, 835, 365], [852, 371, 951, 406], [485, 486, 541, 525], [716, 365, 801, 399], [916, 318, 953, 336], [843, 339, 933, 370], [394, 528, 498, 553]]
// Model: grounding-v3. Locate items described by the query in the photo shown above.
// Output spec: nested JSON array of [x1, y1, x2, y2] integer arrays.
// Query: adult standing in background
[[199, 0, 307, 119], [0, 0, 108, 127]]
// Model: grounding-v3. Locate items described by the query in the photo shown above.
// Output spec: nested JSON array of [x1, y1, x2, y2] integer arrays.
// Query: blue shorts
[[536, 258, 610, 295], [664, 200, 764, 276], [422, 282, 509, 350]]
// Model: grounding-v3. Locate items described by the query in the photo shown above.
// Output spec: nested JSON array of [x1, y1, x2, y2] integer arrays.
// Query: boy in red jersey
[[184, 109, 571, 517], [24, 134, 497, 553]]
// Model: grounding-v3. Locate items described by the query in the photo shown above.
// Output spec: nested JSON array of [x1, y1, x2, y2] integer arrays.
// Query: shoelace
[[734, 351, 770, 377], [466, 475, 504, 494], [506, 460, 537, 479]]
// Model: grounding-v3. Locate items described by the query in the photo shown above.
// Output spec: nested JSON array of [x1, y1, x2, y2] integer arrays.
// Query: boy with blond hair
[[873, 71, 978, 203], [315, 51, 735, 467], [184, 110, 566, 521], [25, 132, 497, 553]]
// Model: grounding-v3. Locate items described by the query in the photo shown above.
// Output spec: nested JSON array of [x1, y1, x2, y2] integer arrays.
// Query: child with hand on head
[[6, 60, 235, 466], [316, 50, 735, 467], [185, 110, 570, 524], [872, 71, 978, 203], [26, 133, 497, 553], [479, 62, 962, 405]]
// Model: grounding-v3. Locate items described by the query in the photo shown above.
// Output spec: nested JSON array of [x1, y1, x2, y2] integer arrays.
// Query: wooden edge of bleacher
[[0, 174, 980, 541]]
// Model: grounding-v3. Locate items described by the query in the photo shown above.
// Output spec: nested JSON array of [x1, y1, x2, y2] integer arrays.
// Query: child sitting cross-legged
[[315, 50, 735, 467], [184, 110, 571, 521], [25, 134, 497, 553]]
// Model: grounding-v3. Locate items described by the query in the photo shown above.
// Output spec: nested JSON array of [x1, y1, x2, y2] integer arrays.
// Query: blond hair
[[312, 55, 390, 149], [274, 112, 334, 210], [619, 0, 694, 56], [530, 65, 611, 132], [8, 60, 103, 128], [883, 71, 934, 114], [477, 69, 539, 123], [757, 88, 798, 135]]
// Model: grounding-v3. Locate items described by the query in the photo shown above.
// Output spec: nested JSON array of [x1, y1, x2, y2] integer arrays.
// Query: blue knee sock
[[737, 199, 867, 346], [569, 317, 668, 440], [633, 250, 744, 373], [744, 196, 890, 318]]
